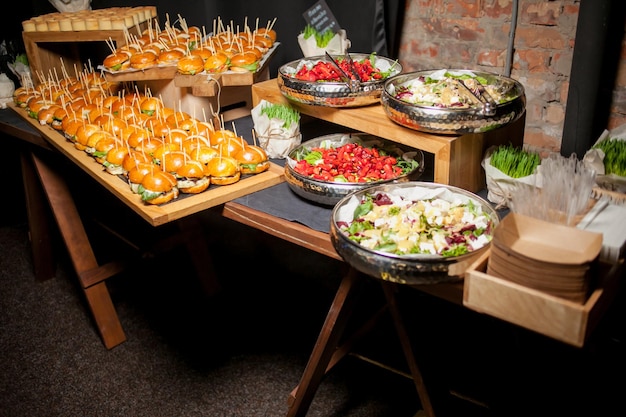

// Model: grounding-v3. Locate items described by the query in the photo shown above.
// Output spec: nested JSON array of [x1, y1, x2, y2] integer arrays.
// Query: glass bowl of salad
[[277, 53, 402, 107], [284, 133, 424, 206], [330, 181, 500, 285], [381, 69, 526, 134]]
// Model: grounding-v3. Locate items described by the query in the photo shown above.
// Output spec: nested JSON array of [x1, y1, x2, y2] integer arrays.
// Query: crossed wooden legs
[[286, 268, 437, 417], [21, 150, 221, 349]]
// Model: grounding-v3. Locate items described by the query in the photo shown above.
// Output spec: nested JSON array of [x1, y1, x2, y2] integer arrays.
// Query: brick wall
[[397, 0, 626, 156]]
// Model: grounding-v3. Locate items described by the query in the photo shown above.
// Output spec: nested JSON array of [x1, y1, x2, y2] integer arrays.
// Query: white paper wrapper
[[297, 29, 351, 57], [251, 100, 301, 159], [583, 125, 626, 193], [482, 155, 540, 208]]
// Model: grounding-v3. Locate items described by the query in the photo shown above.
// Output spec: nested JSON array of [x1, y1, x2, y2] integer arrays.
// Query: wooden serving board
[[463, 250, 623, 347], [11, 104, 285, 227], [102, 43, 280, 90]]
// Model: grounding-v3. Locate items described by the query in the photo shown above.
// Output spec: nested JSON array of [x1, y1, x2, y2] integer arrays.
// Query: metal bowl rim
[[285, 133, 425, 187], [330, 181, 499, 262], [382, 69, 525, 110]]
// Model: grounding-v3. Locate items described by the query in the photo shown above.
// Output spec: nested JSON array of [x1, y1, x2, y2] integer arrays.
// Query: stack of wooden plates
[[487, 213, 603, 303]]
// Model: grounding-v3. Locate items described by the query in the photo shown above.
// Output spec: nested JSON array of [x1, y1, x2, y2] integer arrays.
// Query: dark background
[[2, 0, 405, 79]]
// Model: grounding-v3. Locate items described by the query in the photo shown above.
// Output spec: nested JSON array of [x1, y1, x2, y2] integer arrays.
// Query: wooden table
[[4, 104, 622, 417], [222, 201, 464, 417], [4, 105, 284, 349], [251, 78, 526, 192]]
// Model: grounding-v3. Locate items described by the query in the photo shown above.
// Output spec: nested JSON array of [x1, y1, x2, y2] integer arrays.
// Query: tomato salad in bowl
[[277, 53, 402, 107], [284, 133, 424, 206]]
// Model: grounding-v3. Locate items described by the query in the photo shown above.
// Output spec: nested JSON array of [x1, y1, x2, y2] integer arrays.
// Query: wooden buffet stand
[[4, 75, 623, 417], [247, 78, 625, 417], [251, 78, 526, 193], [6, 104, 284, 350]]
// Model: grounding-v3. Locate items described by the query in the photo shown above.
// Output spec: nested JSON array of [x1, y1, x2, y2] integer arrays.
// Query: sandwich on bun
[[89, 131, 117, 160], [127, 162, 155, 193], [234, 145, 270, 174], [138, 169, 179, 205], [51, 106, 69, 131], [176, 159, 211, 194], [122, 150, 152, 177], [102, 145, 130, 175], [228, 51, 259, 73], [187, 144, 219, 167], [103, 50, 131, 71], [204, 52, 230, 73], [37, 104, 62, 126], [74, 123, 102, 151], [130, 51, 158, 70], [157, 48, 185, 65], [176, 54, 205, 75], [139, 96, 164, 116], [161, 150, 188, 175], [206, 155, 241, 185]]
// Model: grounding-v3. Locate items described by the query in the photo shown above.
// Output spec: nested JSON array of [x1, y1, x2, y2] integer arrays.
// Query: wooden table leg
[[177, 216, 221, 297], [381, 282, 437, 417], [286, 267, 361, 417], [20, 151, 56, 281], [30, 151, 127, 349]]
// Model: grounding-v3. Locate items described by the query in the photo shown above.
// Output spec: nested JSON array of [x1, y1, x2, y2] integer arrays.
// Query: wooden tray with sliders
[[100, 16, 280, 97], [10, 103, 285, 227], [99, 42, 279, 87]]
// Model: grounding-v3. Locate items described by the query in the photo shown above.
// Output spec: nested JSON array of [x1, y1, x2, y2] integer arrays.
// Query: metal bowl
[[284, 133, 424, 206], [330, 182, 500, 285], [380, 69, 526, 134], [277, 53, 402, 107]]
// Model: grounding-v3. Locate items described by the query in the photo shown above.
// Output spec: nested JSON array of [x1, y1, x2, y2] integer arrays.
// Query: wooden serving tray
[[101, 43, 280, 90], [11, 104, 284, 227], [463, 250, 623, 347]]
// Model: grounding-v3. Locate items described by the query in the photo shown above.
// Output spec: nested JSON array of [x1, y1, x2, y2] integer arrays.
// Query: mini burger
[[157, 47, 185, 65], [51, 106, 69, 131], [37, 104, 62, 126], [187, 144, 219, 167], [176, 54, 205, 75], [204, 52, 230, 73], [127, 162, 155, 193], [122, 150, 152, 174], [206, 155, 241, 185], [254, 27, 277, 44], [190, 47, 213, 62], [74, 123, 102, 151], [137, 169, 179, 205], [101, 145, 130, 175], [61, 116, 84, 143], [90, 131, 117, 161], [139, 96, 164, 117], [26, 98, 52, 119], [217, 136, 246, 158], [208, 128, 237, 147], [228, 51, 259, 73], [161, 150, 187, 175], [175, 159, 211, 194], [130, 50, 158, 70], [103, 50, 131, 71], [234, 145, 270, 174], [151, 142, 180, 166]]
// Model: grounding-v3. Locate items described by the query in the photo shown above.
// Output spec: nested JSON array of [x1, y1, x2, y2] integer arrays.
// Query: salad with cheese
[[392, 69, 515, 109], [335, 188, 496, 257]]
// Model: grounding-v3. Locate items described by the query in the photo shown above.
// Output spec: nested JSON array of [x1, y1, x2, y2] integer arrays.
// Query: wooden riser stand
[[22, 19, 154, 85]]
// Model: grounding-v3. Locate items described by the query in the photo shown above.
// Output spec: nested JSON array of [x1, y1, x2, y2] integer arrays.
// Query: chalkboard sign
[[302, 0, 340, 35]]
